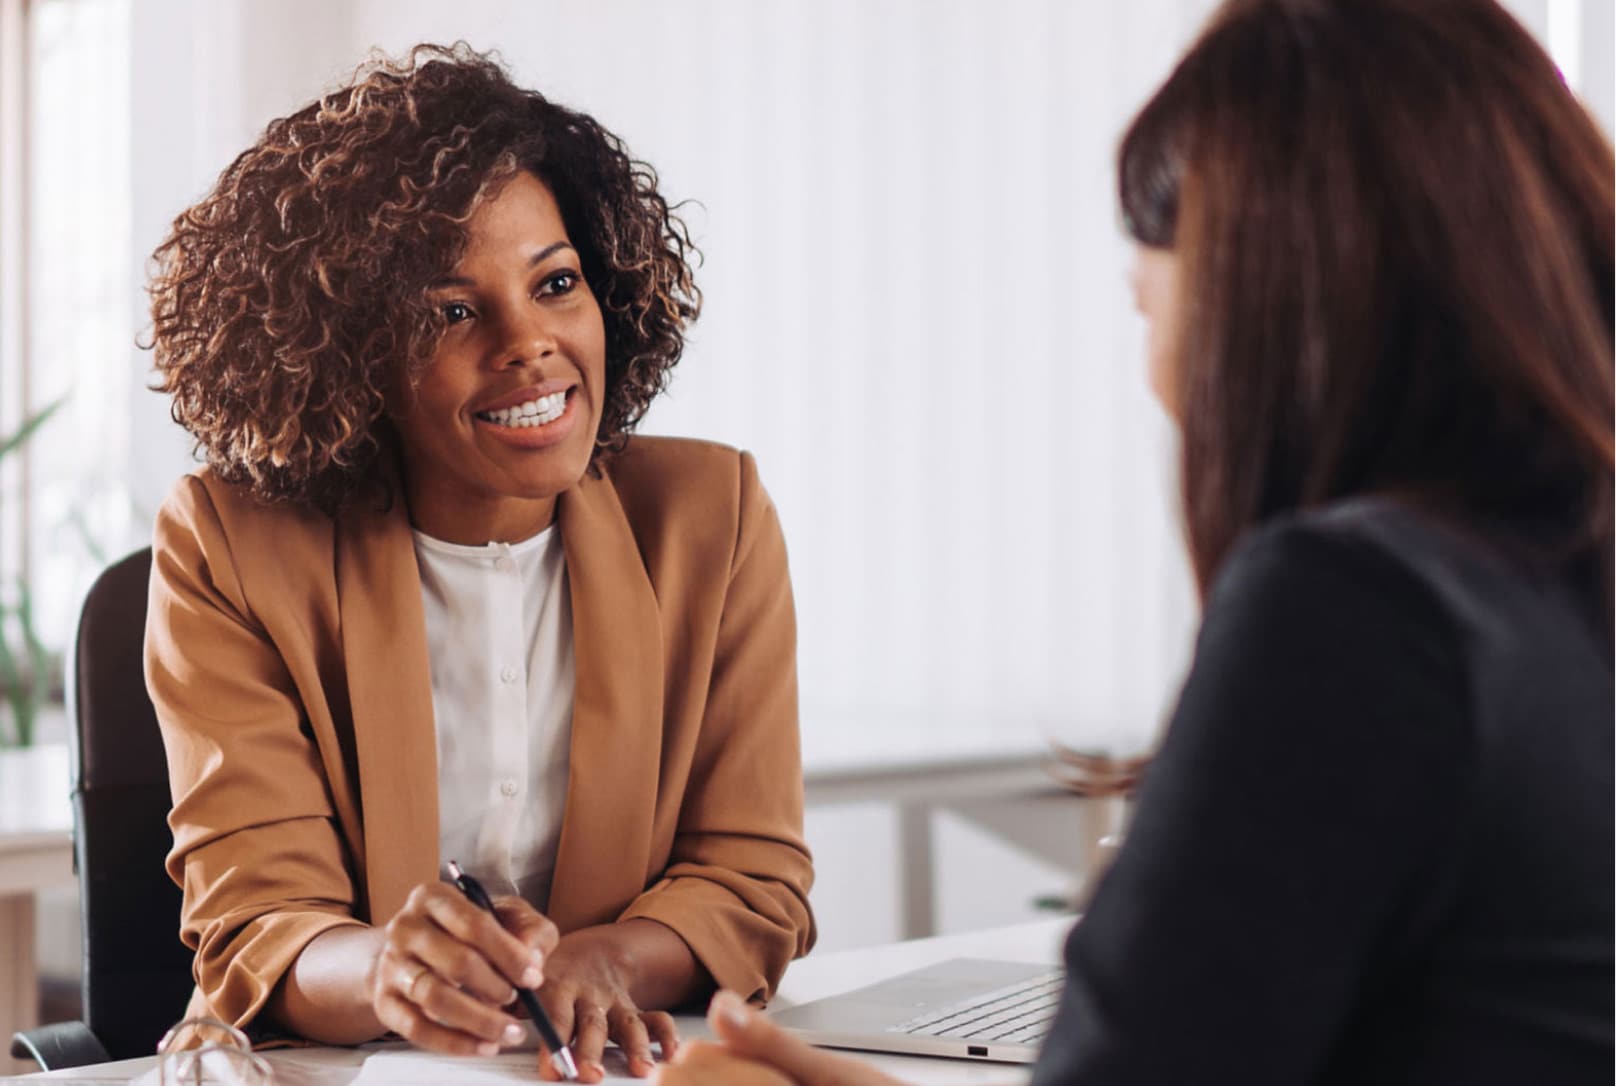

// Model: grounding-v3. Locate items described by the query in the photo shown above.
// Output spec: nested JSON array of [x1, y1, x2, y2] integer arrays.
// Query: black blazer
[[1036, 498, 1614, 1085]]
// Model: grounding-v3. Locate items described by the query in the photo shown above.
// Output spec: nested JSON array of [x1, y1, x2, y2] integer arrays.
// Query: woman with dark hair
[[658, 0, 1614, 1082], [145, 44, 813, 1081]]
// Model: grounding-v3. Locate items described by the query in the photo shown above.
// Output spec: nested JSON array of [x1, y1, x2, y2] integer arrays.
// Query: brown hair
[[1118, 0, 1614, 603], [148, 43, 699, 511]]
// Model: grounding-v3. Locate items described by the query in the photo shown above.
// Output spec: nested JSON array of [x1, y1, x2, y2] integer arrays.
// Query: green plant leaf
[[0, 396, 67, 462], [14, 582, 46, 747], [0, 606, 23, 748], [0, 397, 68, 747]]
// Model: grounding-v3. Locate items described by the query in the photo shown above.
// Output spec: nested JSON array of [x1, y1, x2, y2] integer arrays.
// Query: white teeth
[[477, 391, 567, 427]]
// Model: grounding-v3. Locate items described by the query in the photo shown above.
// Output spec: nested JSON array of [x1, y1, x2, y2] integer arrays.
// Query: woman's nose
[[491, 306, 558, 369]]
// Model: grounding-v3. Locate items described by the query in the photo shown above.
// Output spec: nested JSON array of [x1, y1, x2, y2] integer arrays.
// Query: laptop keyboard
[[887, 970, 1065, 1046]]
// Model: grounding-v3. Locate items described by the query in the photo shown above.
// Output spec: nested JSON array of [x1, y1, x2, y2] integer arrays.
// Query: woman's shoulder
[[604, 435, 755, 488], [588, 436, 781, 572], [159, 466, 332, 531], [1217, 496, 1555, 641], [599, 435, 771, 522], [154, 467, 341, 578], [1207, 495, 1614, 712], [1207, 499, 1469, 663], [1181, 502, 1478, 780]]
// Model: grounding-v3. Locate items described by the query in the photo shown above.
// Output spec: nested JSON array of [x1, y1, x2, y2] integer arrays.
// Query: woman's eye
[[537, 271, 580, 297], [443, 301, 473, 324]]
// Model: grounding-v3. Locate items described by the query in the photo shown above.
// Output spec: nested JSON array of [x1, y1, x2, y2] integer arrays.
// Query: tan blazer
[[145, 436, 816, 1033]]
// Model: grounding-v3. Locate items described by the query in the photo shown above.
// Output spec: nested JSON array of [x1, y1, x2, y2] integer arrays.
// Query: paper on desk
[[350, 1048, 642, 1084]]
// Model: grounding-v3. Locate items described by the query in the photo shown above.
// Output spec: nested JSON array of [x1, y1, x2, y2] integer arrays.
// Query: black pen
[[447, 860, 580, 1081]]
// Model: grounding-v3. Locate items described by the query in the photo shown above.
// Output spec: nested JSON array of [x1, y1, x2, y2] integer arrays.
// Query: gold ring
[[403, 962, 430, 1002]]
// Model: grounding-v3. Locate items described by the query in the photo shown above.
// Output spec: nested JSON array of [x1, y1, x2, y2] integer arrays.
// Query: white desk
[[8, 917, 1073, 1084], [0, 746, 75, 1077]]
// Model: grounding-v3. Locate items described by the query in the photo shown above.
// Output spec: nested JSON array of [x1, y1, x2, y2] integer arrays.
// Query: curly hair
[[148, 43, 700, 511]]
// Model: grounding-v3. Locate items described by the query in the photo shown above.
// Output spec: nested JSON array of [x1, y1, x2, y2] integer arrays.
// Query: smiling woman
[[142, 44, 814, 1082]]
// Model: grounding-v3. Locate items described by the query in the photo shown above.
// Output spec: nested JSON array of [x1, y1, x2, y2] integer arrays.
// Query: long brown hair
[[1118, 0, 1614, 608]]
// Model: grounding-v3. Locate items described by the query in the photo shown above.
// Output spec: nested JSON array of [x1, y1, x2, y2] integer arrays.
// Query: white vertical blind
[[23, 0, 133, 650], [0, 0, 28, 601]]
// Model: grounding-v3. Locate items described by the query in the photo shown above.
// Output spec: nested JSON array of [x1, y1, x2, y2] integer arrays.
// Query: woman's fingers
[[493, 895, 561, 958], [535, 996, 576, 1083], [571, 1001, 612, 1081], [655, 1042, 797, 1086], [389, 906, 518, 1006], [608, 1005, 657, 1077], [704, 991, 903, 1086], [643, 1010, 680, 1063], [408, 883, 548, 989], [407, 962, 524, 1044], [377, 988, 502, 1057], [372, 948, 523, 1055], [514, 926, 681, 1079], [371, 881, 567, 1057]]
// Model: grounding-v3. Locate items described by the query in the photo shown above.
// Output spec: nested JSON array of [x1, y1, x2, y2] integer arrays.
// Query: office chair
[[10, 547, 194, 1070]]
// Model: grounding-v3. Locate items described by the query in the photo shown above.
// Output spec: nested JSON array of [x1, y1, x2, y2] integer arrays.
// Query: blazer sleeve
[[146, 477, 367, 1031], [617, 451, 817, 1002]]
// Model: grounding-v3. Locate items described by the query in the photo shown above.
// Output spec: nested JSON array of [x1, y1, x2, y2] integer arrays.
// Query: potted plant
[[0, 398, 65, 749]]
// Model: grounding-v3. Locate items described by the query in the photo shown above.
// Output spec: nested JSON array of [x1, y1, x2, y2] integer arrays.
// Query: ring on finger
[[402, 961, 430, 1002]]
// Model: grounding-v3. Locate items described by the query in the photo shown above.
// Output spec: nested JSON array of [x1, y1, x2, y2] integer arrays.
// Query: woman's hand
[[533, 921, 687, 1082], [653, 992, 912, 1086], [369, 881, 558, 1057]]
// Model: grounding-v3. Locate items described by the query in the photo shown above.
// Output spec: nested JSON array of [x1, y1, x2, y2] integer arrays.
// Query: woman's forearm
[[268, 924, 389, 1044]]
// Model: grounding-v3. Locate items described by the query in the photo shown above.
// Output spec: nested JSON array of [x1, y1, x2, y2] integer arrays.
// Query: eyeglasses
[[152, 1017, 275, 1085]]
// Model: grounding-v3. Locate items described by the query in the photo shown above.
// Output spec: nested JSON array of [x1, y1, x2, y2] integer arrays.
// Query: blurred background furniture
[[805, 742, 1070, 939], [802, 717, 1136, 940], [1045, 745, 1150, 906]]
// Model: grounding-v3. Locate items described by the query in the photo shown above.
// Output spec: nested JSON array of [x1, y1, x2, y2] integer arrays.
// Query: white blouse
[[412, 524, 575, 911]]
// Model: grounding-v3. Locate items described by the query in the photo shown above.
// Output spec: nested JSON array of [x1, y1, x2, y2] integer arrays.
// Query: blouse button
[[500, 665, 519, 684], [500, 779, 519, 798]]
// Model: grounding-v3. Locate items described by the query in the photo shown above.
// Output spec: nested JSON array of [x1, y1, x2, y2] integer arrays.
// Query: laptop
[[768, 958, 1064, 1064]]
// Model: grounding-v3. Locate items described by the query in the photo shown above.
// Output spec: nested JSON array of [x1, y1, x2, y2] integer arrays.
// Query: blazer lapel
[[336, 498, 441, 924], [547, 471, 666, 931]]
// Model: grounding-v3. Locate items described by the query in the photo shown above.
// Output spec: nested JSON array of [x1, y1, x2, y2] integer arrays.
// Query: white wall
[[1576, 0, 1615, 132]]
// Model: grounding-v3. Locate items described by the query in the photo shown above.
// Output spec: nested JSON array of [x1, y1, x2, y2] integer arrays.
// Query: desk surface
[[8, 917, 1072, 1085]]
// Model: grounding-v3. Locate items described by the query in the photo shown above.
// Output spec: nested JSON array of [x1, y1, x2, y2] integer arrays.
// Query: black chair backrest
[[70, 546, 193, 1059]]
